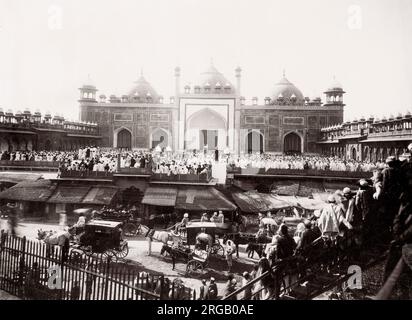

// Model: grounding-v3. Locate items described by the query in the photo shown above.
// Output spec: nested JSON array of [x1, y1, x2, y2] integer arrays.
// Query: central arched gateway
[[283, 132, 302, 154], [186, 108, 227, 150], [117, 129, 132, 149]]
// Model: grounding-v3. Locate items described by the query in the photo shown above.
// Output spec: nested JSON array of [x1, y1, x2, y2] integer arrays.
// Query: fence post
[[159, 275, 165, 300], [18, 236, 27, 297], [103, 256, 111, 300]]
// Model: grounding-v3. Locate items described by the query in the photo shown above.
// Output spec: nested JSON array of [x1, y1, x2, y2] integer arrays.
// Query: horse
[[147, 213, 178, 229], [246, 242, 266, 259], [37, 229, 71, 258], [140, 225, 172, 244]]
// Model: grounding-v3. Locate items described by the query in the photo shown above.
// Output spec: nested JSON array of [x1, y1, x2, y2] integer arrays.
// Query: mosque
[[78, 63, 345, 155]]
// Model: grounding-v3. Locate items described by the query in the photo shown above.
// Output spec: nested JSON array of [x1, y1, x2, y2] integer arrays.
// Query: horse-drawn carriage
[[157, 221, 229, 275], [70, 220, 129, 260], [93, 208, 142, 237]]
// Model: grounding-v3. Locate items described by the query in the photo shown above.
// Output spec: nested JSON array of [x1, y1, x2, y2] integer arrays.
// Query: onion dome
[[127, 75, 161, 103], [396, 113, 403, 119], [404, 111, 411, 118], [6, 109, 13, 116], [0, 108, 4, 116], [81, 75, 96, 90], [325, 78, 345, 93], [15, 110, 23, 118], [23, 108, 31, 116], [271, 74, 305, 104], [388, 114, 395, 121], [193, 63, 236, 94]]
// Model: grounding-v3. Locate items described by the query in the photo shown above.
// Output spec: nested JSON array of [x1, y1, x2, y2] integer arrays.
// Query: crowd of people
[[226, 153, 387, 172], [1, 147, 392, 175], [216, 147, 412, 300]]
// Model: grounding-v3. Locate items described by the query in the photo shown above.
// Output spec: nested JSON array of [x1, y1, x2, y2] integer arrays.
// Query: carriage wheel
[[124, 223, 138, 237], [103, 249, 117, 260], [115, 243, 129, 259], [186, 260, 204, 276]]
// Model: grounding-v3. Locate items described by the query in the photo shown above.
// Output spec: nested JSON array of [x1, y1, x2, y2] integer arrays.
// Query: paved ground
[[0, 290, 20, 300], [0, 219, 257, 298]]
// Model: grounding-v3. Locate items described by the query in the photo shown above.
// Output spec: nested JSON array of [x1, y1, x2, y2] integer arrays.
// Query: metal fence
[[0, 231, 195, 300], [227, 167, 372, 179], [0, 160, 59, 171], [59, 170, 114, 179]]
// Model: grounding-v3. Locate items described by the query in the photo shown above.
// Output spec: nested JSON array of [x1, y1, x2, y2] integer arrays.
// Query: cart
[[70, 220, 129, 260], [94, 209, 142, 237], [185, 221, 230, 257], [185, 249, 209, 276]]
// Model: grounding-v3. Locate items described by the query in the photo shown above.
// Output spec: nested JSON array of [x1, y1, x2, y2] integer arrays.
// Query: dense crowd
[[216, 149, 412, 300], [226, 153, 386, 172], [0, 147, 385, 175]]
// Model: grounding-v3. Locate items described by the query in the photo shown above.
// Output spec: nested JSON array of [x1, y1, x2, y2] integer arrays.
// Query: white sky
[[0, 0, 411, 121]]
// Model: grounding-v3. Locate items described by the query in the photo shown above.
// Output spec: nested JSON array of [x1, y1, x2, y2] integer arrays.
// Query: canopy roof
[[231, 191, 329, 213], [0, 180, 57, 202]]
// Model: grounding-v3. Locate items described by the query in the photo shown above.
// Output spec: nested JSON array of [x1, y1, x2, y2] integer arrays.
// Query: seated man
[[72, 215, 86, 235]]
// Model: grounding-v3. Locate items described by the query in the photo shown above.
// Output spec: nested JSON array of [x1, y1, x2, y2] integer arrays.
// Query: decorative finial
[[140, 68, 143, 77], [210, 58, 214, 66], [333, 74, 336, 81], [283, 69, 286, 78]]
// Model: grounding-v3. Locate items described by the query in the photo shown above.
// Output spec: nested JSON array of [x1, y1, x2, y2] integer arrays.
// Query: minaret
[[174, 66, 181, 102], [235, 66, 242, 95]]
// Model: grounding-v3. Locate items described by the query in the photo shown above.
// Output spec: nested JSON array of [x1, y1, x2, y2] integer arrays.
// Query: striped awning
[[175, 187, 237, 212], [232, 191, 291, 213], [47, 186, 91, 204], [141, 187, 178, 207], [82, 186, 119, 205]]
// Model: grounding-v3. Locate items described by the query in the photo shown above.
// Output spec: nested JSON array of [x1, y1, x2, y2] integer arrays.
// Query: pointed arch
[[150, 127, 171, 150], [283, 131, 303, 154], [245, 129, 264, 154], [114, 126, 132, 149]]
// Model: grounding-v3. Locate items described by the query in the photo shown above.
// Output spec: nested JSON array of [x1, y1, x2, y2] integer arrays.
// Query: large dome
[[191, 64, 236, 94], [127, 75, 161, 103], [271, 76, 305, 105]]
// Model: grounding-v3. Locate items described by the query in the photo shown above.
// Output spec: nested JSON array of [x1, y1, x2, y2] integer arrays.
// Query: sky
[[0, 0, 411, 121]]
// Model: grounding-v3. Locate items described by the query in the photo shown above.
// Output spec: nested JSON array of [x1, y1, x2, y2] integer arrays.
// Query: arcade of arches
[[323, 145, 410, 161]]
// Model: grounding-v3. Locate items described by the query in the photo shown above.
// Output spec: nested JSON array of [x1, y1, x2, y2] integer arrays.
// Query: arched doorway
[[151, 128, 169, 149], [246, 130, 264, 154], [351, 147, 357, 160], [186, 108, 226, 151], [117, 129, 132, 150], [45, 140, 52, 151], [283, 132, 302, 154]]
